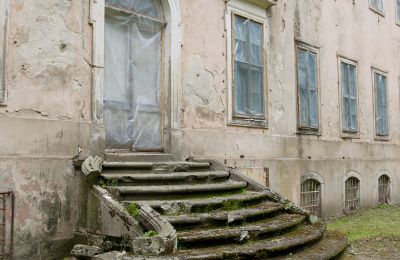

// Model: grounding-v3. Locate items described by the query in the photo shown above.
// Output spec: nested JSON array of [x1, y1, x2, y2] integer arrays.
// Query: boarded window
[[378, 174, 390, 204], [370, 0, 384, 14], [300, 179, 321, 216], [233, 14, 264, 119], [345, 177, 360, 214], [374, 72, 388, 136], [297, 47, 318, 129], [0, 0, 8, 103], [341, 61, 357, 132], [397, 0, 400, 24]]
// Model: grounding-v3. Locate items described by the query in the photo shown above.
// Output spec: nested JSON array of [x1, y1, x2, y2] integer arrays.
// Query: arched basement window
[[300, 179, 321, 216], [345, 177, 360, 213], [378, 174, 390, 204]]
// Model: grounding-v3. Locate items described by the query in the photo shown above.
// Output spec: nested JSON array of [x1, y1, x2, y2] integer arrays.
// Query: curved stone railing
[[82, 156, 177, 256]]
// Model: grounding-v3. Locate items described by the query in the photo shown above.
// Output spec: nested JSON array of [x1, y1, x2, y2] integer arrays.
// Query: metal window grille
[[0, 191, 13, 259], [345, 177, 360, 213], [378, 174, 390, 204], [300, 179, 321, 216]]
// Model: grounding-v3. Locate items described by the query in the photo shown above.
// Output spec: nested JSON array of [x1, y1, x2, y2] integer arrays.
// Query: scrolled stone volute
[[81, 156, 104, 178]]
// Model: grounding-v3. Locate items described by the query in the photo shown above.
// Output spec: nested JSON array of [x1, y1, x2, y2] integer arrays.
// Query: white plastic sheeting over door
[[104, 0, 164, 150]]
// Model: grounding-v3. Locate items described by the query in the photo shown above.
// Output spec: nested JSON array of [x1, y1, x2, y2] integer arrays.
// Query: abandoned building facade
[[0, 0, 399, 258]]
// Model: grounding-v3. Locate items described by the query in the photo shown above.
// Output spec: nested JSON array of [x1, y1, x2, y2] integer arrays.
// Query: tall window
[[374, 71, 388, 136], [297, 45, 319, 129], [345, 177, 360, 214], [300, 179, 321, 217], [396, 0, 400, 24], [378, 174, 391, 204], [232, 14, 264, 119], [0, 0, 8, 103], [340, 61, 358, 132], [370, 0, 384, 14]]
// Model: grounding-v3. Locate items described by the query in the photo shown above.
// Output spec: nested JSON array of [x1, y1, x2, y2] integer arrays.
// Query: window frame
[[0, 0, 9, 105], [338, 56, 360, 138], [226, 2, 269, 128], [369, 0, 385, 17], [295, 41, 321, 135], [372, 68, 389, 140]]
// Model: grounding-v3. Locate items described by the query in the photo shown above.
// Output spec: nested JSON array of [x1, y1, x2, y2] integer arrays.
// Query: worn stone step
[[166, 201, 284, 230], [132, 191, 270, 215], [101, 171, 229, 185], [174, 222, 326, 260], [102, 161, 211, 172], [105, 152, 175, 162], [109, 180, 248, 200], [272, 231, 348, 260], [177, 213, 306, 248]]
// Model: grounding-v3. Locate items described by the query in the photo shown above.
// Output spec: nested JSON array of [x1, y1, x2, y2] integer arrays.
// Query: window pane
[[234, 16, 248, 63], [308, 52, 318, 128], [298, 50, 309, 126], [249, 21, 262, 66], [106, 0, 165, 20], [308, 52, 317, 90], [309, 89, 318, 127], [370, 0, 383, 12], [234, 63, 248, 114], [397, 0, 400, 23], [248, 68, 263, 115]]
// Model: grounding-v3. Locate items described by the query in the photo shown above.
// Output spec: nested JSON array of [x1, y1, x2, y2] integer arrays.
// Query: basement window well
[[300, 179, 321, 217], [344, 177, 360, 214]]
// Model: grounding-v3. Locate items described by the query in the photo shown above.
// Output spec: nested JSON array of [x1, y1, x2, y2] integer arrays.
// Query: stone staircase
[[99, 153, 347, 259]]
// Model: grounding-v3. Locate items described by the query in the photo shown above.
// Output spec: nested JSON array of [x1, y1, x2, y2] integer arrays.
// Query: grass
[[144, 230, 159, 237], [126, 202, 140, 218], [327, 204, 400, 242]]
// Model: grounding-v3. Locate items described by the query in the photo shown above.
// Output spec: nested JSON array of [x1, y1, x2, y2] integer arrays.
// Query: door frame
[[89, 0, 182, 152]]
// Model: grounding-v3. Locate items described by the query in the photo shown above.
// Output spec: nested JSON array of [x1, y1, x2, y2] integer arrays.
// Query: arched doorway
[[103, 0, 166, 151]]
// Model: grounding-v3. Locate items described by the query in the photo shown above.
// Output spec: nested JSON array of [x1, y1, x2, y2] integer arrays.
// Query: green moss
[[144, 230, 158, 237], [327, 204, 400, 242], [127, 202, 140, 218], [98, 178, 119, 189]]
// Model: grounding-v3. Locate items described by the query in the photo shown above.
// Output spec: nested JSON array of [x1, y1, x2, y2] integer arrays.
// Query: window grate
[[378, 174, 390, 204], [0, 191, 13, 258], [300, 179, 321, 217], [345, 177, 360, 214]]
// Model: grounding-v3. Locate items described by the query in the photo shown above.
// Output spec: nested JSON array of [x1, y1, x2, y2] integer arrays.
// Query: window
[[0, 0, 8, 104], [345, 177, 360, 214], [296, 44, 319, 130], [232, 14, 264, 119], [373, 71, 388, 137], [396, 0, 400, 24], [378, 174, 391, 204], [300, 179, 321, 217], [340, 60, 358, 133], [370, 0, 384, 15]]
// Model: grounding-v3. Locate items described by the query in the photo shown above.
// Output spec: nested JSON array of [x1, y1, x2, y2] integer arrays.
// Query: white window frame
[[226, 0, 270, 128], [295, 41, 321, 134], [372, 68, 389, 140], [369, 0, 385, 16], [0, 0, 9, 105], [338, 56, 359, 138]]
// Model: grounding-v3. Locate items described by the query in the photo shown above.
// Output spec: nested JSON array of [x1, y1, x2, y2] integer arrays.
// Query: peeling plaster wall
[[0, 0, 99, 259], [178, 0, 400, 217]]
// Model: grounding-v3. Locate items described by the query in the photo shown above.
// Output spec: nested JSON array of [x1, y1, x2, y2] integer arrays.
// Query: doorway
[[103, 0, 165, 151]]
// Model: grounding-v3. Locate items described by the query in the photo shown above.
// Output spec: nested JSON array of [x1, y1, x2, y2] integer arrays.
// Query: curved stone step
[[133, 191, 270, 215], [101, 171, 229, 185], [102, 161, 211, 172], [105, 152, 175, 162], [273, 231, 348, 260], [178, 213, 306, 248], [174, 222, 326, 260], [109, 180, 248, 200], [166, 201, 284, 230]]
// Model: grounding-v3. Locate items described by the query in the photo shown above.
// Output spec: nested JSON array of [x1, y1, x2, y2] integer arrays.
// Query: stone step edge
[[101, 171, 229, 181], [108, 181, 248, 195], [102, 161, 211, 169], [174, 222, 326, 259], [177, 213, 306, 245], [166, 201, 284, 226], [130, 191, 270, 215]]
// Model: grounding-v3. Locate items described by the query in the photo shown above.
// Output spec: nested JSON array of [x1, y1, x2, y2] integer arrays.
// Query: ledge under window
[[229, 117, 268, 128], [374, 134, 390, 141], [296, 128, 321, 136]]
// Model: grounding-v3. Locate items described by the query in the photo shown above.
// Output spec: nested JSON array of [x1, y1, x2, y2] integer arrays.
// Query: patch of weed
[[127, 202, 140, 218], [144, 230, 158, 237]]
